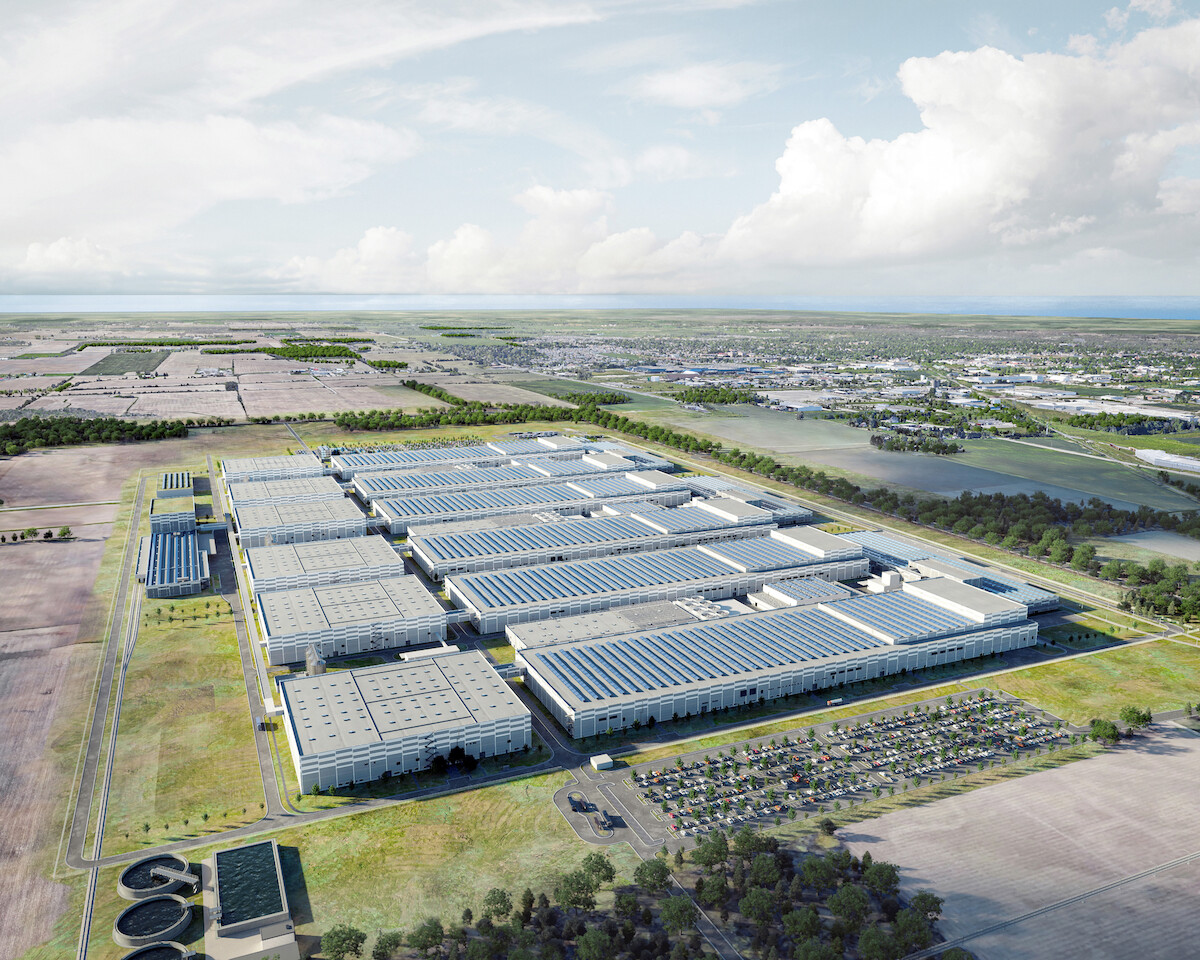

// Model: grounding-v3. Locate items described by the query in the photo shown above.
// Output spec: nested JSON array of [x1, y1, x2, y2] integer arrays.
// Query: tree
[[909, 890, 944, 922], [692, 831, 729, 871], [1119, 705, 1153, 729], [792, 937, 838, 960], [894, 908, 934, 952], [43, 529, 53, 539], [581, 851, 616, 889], [1089, 718, 1121, 744], [697, 871, 727, 908], [738, 887, 773, 925], [863, 861, 901, 899], [827, 883, 869, 932], [372, 931, 404, 960], [554, 870, 597, 913], [659, 895, 697, 935], [748, 852, 780, 888], [818, 817, 837, 836], [613, 892, 639, 919], [781, 906, 819, 943], [482, 887, 513, 920], [408, 918, 445, 957], [576, 928, 614, 960], [857, 924, 900, 960], [323, 925, 367, 960], [801, 856, 836, 895], [58, 526, 72, 539], [633, 858, 671, 895]]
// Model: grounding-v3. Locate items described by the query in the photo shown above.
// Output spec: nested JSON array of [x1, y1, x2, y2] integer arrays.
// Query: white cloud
[[633, 145, 717, 181], [1104, 7, 1130, 31], [1130, 0, 1174, 20], [0, 115, 419, 248], [276, 227, 419, 292], [719, 22, 1200, 267], [19, 237, 121, 274], [623, 61, 782, 111]]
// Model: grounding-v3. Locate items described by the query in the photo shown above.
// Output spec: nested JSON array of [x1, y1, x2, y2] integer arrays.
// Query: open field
[[26, 394, 137, 416], [101, 595, 265, 854], [994, 639, 1200, 723], [428, 378, 575, 407], [79, 351, 169, 376], [842, 726, 1200, 960], [1101, 529, 1200, 563]]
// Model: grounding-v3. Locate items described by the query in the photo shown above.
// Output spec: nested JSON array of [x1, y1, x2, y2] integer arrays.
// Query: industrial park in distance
[[4, 308, 1200, 960]]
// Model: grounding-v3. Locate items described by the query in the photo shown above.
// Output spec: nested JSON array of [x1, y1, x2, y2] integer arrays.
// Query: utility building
[[256, 576, 449, 665], [227, 475, 346, 507], [233, 498, 367, 548], [245, 535, 404, 593], [149, 494, 197, 534], [445, 530, 869, 633], [408, 499, 778, 579], [518, 577, 1037, 738], [137, 531, 211, 598], [156, 471, 193, 499], [278, 649, 531, 792], [373, 472, 690, 535], [221, 453, 325, 484]]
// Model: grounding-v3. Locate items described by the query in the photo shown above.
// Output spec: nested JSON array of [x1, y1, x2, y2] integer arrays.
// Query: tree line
[[0, 415, 189, 456], [868, 434, 962, 456], [77, 337, 254, 349], [1065, 412, 1193, 435], [675, 387, 762, 405], [317, 829, 959, 960], [202, 344, 359, 361]]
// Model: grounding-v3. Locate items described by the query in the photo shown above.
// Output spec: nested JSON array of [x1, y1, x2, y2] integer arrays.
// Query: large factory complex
[[206, 433, 1058, 792]]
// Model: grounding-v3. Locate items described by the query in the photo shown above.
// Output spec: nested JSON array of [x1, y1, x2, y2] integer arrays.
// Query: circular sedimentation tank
[[112, 895, 192, 949], [120, 942, 191, 960], [117, 854, 192, 900]]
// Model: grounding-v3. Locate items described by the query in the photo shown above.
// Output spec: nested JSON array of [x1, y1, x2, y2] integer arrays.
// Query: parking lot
[[619, 691, 1069, 842]]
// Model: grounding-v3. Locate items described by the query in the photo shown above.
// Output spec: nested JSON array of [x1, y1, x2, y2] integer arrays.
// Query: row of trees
[[0, 526, 71, 543], [77, 337, 254, 349], [319, 832, 957, 960], [0, 415, 189, 456], [1066, 412, 1190, 435], [674, 387, 762, 405], [202, 344, 359, 361], [868, 434, 962, 455]]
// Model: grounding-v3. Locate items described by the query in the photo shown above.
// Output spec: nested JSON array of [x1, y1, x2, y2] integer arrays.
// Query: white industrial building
[[445, 529, 869, 633], [221, 452, 325, 484], [351, 454, 662, 504], [149, 495, 197, 534], [234, 498, 367, 548], [408, 498, 779, 579], [507, 596, 737, 650], [278, 649, 531, 792], [256, 576, 449, 665], [374, 472, 691, 535], [245, 535, 405, 593], [227, 475, 346, 507], [137, 531, 211, 598], [156, 471, 193, 499], [518, 577, 1037, 738]]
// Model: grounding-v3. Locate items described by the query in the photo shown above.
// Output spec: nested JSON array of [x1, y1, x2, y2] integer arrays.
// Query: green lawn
[[101, 594, 265, 852], [995, 640, 1200, 723], [481, 636, 516, 664]]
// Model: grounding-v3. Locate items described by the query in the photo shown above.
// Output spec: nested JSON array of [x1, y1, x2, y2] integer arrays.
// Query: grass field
[[101, 593, 264, 853], [994, 639, 1200, 723], [80, 351, 169, 376]]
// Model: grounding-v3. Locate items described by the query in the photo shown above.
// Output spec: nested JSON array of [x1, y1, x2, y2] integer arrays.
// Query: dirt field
[[426, 378, 574, 406], [843, 725, 1200, 960]]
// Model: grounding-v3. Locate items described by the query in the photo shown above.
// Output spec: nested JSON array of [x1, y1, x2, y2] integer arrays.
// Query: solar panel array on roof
[[932, 556, 1059, 610], [376, 475, 687, 523], [354, 457, 627, 501], [840, 530, 932, 566], [144, 532, 208, 588], [456, 546, 741, 608], [526, 606, 889, 703], [700, 536, 820, 572], [765, 578, 854, 604], [822, 592, 972, 642]]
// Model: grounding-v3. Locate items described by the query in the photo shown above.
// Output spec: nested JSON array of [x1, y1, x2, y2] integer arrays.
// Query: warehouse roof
[[375, 474, 687, 524], [914, 556, 1059, 610], [840, 530, 931, 566], [903, 576, 1029, 619], [449, 534, 832, 611], [821, 592, 973, 643], [150, 495, 194, 516], [353, 457, 622, 500], [245, 535, 402, 582], [681, 477, 813, 522], [411, 502, 771, 563], [279, 650, 528, 755], [332, 439, 583, 474], [234, 498, 365, 531], [256, 576, 445, 637], [523, 605, 891, 706], [507, 599, 706, 648], [222, 453, 323, 479], [157, 471, 192, 492], [141, 532, 208, 588], [227, 476, 345, 505], [763, 578, 855, 605]]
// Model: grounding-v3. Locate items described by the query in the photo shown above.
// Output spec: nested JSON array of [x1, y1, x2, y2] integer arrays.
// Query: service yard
[[842, 724, 1200, 960]]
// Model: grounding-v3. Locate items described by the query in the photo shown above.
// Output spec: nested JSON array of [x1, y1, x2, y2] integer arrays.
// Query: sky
[[2, 0, 1199, 297]]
